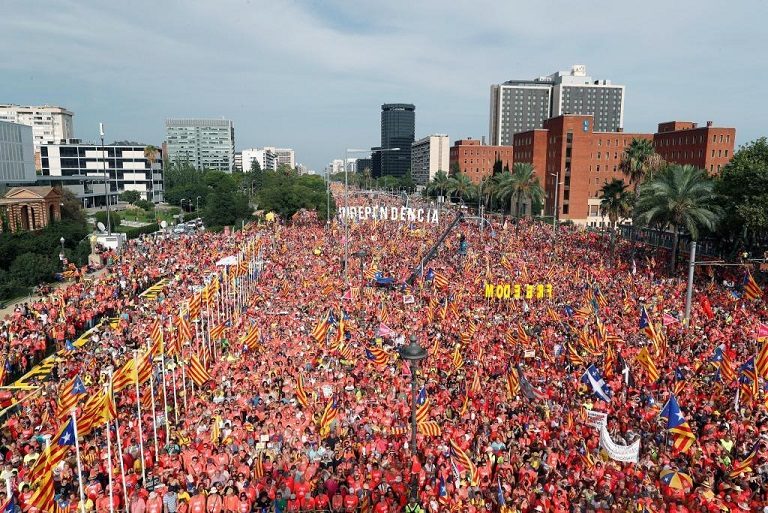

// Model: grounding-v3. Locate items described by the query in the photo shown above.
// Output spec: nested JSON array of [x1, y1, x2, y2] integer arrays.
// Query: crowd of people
[[1, 191, 767, 513]]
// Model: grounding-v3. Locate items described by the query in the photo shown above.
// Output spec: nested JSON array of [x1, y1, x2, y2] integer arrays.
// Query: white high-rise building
[[165, 118, 235, 172], [241, 148, 277, 171], [262, 147, 295, 168], [0, 104, 74, 161], [411, 134, 449, 186], [490, 65, 624, 146]]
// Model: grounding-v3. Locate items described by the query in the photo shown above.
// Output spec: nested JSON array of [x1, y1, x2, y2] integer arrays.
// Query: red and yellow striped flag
[[188, 354, 211, 386], [295, 374, 309, 408]]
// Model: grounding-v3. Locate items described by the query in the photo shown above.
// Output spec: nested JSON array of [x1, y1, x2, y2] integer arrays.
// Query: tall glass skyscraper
[[376, 103, 415, 178]]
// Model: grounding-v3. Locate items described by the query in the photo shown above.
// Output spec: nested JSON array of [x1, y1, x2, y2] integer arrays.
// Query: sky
[[2, 0, 766, 172]]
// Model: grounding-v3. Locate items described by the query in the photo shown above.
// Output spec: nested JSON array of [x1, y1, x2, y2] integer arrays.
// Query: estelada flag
[[757, 323, 768, 343]]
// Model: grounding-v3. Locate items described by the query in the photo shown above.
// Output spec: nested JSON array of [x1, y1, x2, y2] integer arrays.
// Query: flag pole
[[70, 410, 86, 513], [108, 369, 130, 513], [181, 361, 188, 412], [170, 360, 179, 425], [159, 336, 171, 444], [103, 382, 115, 513], [145, 342, 160, 463], [133, 350, 146, 484]]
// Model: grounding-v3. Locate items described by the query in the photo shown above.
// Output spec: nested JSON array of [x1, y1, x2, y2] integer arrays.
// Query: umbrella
[[660, 469, 693, 490]]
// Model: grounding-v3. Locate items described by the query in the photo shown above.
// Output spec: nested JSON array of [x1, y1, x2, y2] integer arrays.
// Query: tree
[[120, 190, 141, 204], [599, 178, 633, 254], [715, 137, 768, 246], [449, 161, 461, 176], [426, 170, 451, 200], [509, 163, 544, 217], [58, 187, 86, 224], [256, 173, 334, 222], [249, 159, 262, 173], [619, 138, 656, 188], [494, 170, 516, 215], [134, 199, 154, 211], [492, 157, 503, 176], [144, 145, 159, 202], [10, 252, 59, 286], [447, 173, 475, 204], [635, 165, 722, 273], [496, 164, 544, 217]]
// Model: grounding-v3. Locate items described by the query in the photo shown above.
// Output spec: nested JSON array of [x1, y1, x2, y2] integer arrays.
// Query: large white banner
[[599, 425, 640, 463]]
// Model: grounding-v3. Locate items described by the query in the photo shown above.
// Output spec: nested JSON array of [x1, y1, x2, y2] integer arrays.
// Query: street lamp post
[[100, 123, 112, 236], [399, 335, 427, 503], [196, 196, 201, 212], [59, 237, 65, 268], [353, 249, 369, 286]]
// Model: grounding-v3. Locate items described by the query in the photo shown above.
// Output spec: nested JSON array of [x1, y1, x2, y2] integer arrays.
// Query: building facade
[[241, 148, 277, 171], [262, 147, 295, 169], [449, 138, 514, 184], [513, 115, 735, 227], [165, 119, 235, 172], [490, 65, 624, 146], [40, 142, 164, 207], [653, 121, 735, 174], [0, 186, 61, 233], [234, 152, 243, 172], [0, 104, 74, 150], [411, 134, 449, 186], [376, 103, 415, 178], [355, 158, 372, 174], [0, 121, 36, 184]]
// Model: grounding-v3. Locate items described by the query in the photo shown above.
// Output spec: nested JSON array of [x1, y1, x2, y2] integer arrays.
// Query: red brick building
[[513, 115, 735, 226], [654, 121, 735, 174], [449, 138, 513, 184]]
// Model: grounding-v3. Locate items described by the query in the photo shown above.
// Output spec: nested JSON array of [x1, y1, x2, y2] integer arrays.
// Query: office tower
[[376, 103, 415, 178], [411, 134, 449, 186], [165, 118, 235, 172], [490, 65, 624, 146]]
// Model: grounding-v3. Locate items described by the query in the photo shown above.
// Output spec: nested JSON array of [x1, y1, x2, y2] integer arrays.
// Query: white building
[[0, 104, 75, 151], [0, 121, 36, 184], [165, 118, 235, 172], [490, 65, 624, 145], [40, 142, 164, 207], [262, 147, 295, 168], [411, 134, 449, 186], [325, 159, 345, 175], [241, 148, 277, 171]]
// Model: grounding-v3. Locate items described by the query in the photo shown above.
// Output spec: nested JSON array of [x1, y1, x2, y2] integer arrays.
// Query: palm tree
[[509, 163, 544, 217], [494, 170, 516, 216], [427, 170, 451, 200], [447, 172, 475, 205], [619, 138, 655, 188], [144, 145, 159, 202], [599, 178, 633, 254], [635, 165, 722, 273]]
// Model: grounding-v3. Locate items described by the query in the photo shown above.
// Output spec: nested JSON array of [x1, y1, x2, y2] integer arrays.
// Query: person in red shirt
[[145, 492, 163, 513], [188, 488, 206, 513]]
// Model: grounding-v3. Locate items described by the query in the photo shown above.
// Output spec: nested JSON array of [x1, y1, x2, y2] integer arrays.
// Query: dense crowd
[[1, 192, 768, 513]]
